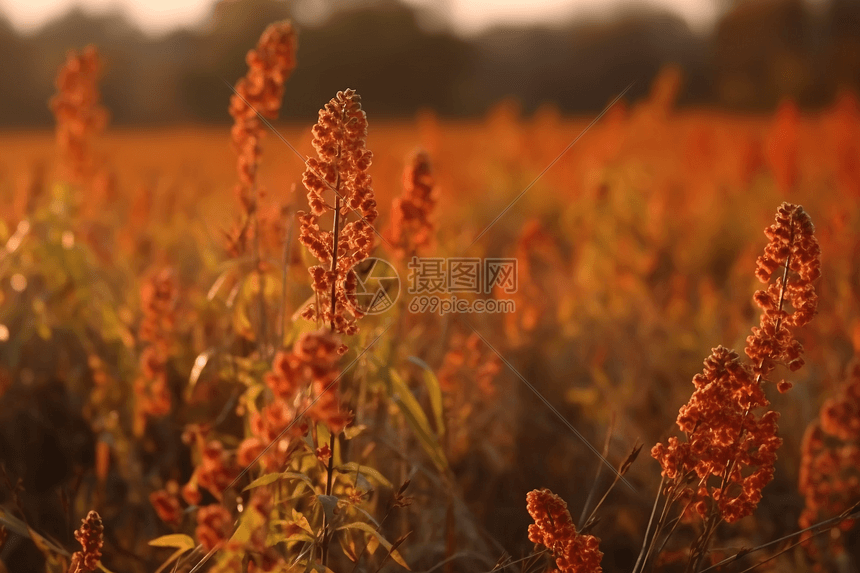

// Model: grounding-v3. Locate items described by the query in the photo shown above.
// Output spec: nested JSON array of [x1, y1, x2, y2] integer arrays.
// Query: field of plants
[[0, 19, 859, 573]]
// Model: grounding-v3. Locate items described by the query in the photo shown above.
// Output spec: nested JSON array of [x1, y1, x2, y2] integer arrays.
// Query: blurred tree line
[[0, 0, 857, 126]]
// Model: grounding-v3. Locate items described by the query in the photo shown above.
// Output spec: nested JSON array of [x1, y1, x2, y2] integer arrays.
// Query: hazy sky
[[0, 0, 719, 35]]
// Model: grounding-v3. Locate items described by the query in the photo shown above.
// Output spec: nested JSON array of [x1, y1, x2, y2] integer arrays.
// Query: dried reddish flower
[[746, 202, 820, 383], [183, 440, 240, 503], [387, 149, 437, 259], [49, 45, 107, 184], [68, 510, 104, 573], [799, 364, 860, 560], [133, 268, 178, 435], [150, 488, 182, 526], [298, 89, 378, 336], [227, 21, 296, 257], [246, 330, 349, 471], [526, 489, 603, 573], [195, 504, 233, 552], [652, 202, 820, 525], [651, 347, 781, 523]]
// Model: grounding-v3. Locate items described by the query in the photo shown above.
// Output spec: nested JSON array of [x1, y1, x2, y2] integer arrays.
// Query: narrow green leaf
[[407, 356, 445, 438], [148, 533, 196, 552], [388, 370, 448, 472], [336, 462, 393, 489]]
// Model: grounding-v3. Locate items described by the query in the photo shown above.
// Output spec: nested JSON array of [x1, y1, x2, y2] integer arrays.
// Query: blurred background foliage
[[0, 0, 858, 127]]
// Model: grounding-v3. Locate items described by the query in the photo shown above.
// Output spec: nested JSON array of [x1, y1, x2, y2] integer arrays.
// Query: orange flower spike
[[299, 89, 378, 336], [228, 21, 296, 214], [49, 45, 107, 184], [388, 149, 437, 259], [526, 489, 603, 573], [746, 202, 821, 385], [68, 510, 104, 573]]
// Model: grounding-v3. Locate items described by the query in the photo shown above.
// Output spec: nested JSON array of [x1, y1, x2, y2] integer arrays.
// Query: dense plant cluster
[[0, 17, 859, 573]]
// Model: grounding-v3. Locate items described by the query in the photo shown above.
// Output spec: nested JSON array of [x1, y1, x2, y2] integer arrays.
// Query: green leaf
[[242, 471, 314, 492], [335, 522, 410, 570], [407, 356, 445, 438], [148, 534, 196, 552], [388, 370, 448, 472], [243, 473, 284, 491], [335, 462, 392, 489]]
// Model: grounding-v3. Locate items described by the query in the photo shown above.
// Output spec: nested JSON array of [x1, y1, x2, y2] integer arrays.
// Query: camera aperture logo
[[349, 257, 401, 315], [407, 257, 517, 315]]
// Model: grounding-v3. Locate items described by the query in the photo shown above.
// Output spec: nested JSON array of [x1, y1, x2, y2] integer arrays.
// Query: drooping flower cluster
[[239, 330, 350, 471], [226, 21, 296, 257], [133, 268, 178, 436], [49, 45, 107, 184], [195, 504, 233, 552], [650, 347, 782, 522], [149, 481, 183, 526], [746, 202, 821, 389], [298, 89, 378, 336], [182, 438, 240, 505], [387, 149, 437, 259], [68, 510, 104, 573], [798, 364, 860, 558], [652, 202, 820, 523], [526, 489, 603, 573]]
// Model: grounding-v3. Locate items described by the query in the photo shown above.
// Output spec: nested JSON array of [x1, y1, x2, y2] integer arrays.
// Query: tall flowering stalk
[[67, 511, 104, 573], [49, 45, 107, 185], [238, 330, 350, 473], [133, 268, 178, 436], [526, 489, 604, 573], [798, 363, 860, 564], [648, 202, 820, 571], [298, 89, 378, 336], [387, 149, 437, 259], [226, 21, 296, 258]]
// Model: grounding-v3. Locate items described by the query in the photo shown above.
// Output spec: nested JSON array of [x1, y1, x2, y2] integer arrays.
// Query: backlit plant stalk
[[227, 21, 296, 349], [49, 45, 107, 186], [298, 88, 377, 566], [646, 202, 820, 572]]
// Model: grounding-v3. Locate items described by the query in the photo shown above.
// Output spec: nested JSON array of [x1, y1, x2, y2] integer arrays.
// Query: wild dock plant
[[799, 362, 860, 564], [132, 268, 178, 436], [387, 149, 437, 260], [49, 45, 107, 186], [226, 21, 296, 259], [646, 202, 821, 571], [298, 88, 378, 337], [67, 510, 104, 573], [526, 488, 604, 573]]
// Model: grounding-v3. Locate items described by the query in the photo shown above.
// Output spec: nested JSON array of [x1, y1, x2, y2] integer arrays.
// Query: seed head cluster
[[526, 488, 604, 573], [49, 45, 107, 184], [69, 510, 104, 573], [133, 268, 178, 435], [227, 21, 296, 257], [746, 202, 821, 390], [240, 329, 350, 471], [652, 203, 820, 523], [299, 89, 378, 335], [387, 149, 437, 259], [798, 364, 860, 556]]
